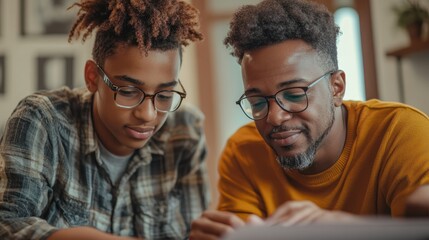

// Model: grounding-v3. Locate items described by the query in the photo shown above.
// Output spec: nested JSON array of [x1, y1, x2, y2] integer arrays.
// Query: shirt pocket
[[44, 194, 89, 227], [133, 190, 186, 240]]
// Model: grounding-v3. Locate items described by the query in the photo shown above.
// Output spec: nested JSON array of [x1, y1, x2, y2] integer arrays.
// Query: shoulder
[[157, 103, 205, 142], [229, 122, 263, 142], [344, 100, 429, 145], [167, 103, 205, 125], [3, 88, 92, 142], [225, 122, 266, 149], [345, 99, 428, 123], [12, 87, 91, 121], [1, 88, 91, 152], [219, 122, 276, 175]]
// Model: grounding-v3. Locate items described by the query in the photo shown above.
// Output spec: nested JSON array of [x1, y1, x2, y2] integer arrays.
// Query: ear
[[330, 70, 346, 107], [84, 60, 99, 93]]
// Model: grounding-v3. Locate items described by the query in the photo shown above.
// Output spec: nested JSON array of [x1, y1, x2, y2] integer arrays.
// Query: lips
[[270, 129, 301, 146], [125, 126, 155, 140]]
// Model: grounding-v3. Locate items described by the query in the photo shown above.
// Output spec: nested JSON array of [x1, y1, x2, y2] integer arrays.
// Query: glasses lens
[[240, 96, 268, 120], [276, 88, 308, 113], [115, 87, 144, 108], [154, 91, 183, 112]]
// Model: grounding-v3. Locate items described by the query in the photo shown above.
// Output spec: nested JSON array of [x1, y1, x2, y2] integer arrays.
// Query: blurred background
[[1, 0, 428, 208]]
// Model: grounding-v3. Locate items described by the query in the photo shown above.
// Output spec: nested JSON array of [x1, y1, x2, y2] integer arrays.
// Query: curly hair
[[224, 0, 340, 70], [68, 0, 203, 65]]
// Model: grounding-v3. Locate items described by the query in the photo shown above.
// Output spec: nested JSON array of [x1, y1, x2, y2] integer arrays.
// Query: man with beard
[[189, 0, 429, 239]]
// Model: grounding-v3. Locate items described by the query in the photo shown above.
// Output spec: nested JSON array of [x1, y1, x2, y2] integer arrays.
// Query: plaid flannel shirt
[[0, 87, 210, 240]]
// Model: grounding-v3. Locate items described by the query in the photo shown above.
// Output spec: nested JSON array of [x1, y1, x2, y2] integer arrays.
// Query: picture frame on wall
[[20, 0, 77, 36], [0, 0, 3, 38], [37, 55, 74, 90], [0, 55, 5, 94]]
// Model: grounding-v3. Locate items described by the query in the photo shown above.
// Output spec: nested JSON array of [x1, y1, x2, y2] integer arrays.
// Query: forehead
[[241, 40, 324, 86], [104, 45, 181, 75]]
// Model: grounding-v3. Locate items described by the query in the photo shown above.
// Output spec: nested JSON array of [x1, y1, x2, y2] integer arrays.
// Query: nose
[[133, 97, 157, 122], [265, 99, 292, 126]]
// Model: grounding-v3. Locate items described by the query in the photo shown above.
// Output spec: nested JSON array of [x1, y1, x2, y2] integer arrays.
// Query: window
[[335, 7, 366, 100]]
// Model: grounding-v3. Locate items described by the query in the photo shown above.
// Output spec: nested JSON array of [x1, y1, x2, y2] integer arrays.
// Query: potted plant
[[392, 0, 429, 42]]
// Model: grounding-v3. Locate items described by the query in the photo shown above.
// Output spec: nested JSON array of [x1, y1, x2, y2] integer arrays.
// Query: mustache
[[270, 125, 308, 136]]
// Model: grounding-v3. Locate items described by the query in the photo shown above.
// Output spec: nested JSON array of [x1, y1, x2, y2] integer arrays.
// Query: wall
[[371, 0, 429, 114]]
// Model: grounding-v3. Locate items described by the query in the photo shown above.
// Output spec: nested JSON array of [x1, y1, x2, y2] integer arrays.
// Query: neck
[[300, 104, 347, 175]]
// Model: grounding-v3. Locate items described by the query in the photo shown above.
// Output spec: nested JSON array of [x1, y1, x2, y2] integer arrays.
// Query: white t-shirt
[[98, 141, 132, 185]]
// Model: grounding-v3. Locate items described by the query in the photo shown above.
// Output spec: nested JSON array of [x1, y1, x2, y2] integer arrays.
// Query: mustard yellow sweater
[[217, 100, 429, 220]]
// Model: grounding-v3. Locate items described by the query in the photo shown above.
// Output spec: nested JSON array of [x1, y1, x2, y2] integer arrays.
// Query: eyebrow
[[244, 78, 306, 96], [113, 75, 178, 88]]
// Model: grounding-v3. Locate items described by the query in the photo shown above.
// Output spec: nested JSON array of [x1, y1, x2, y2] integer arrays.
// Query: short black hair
[[224, 0, 340, 70]]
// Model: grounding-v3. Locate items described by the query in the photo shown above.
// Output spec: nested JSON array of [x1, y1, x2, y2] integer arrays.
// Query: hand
[[190, 210, 245, 240], [265, 200, 356, 226]]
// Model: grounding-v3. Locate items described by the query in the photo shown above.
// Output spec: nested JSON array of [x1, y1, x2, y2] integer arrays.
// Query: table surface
[[223, 218, 429, 240]]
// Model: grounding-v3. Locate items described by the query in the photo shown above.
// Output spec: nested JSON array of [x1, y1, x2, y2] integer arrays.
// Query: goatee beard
[[275, 105, 336, 171], [276, 142, 317, 170]]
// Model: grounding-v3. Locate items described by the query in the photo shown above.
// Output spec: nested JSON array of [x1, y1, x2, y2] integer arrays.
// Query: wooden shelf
[[386, 39, 429, 57]]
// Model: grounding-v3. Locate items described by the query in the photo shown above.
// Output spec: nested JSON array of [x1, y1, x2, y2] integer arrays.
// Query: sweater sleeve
[[0, 99, 58, 240], [379, 107, 429, 216], [217, 125, 272, 221]]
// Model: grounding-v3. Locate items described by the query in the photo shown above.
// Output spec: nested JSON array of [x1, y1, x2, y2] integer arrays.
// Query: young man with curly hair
[[0, 1, 209, 239], [190, 0, 429, 239]]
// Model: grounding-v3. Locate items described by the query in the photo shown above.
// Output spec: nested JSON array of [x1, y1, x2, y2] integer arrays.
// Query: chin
[[119, 138, 148, 151], [273, 144, 306, 157], [276, 154, 314, 170], [133, 140, 150, 149], [274, 144, 316, 170]]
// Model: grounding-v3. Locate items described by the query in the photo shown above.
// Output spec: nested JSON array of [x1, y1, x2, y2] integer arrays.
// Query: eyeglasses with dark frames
[[236, 71, 335, 120], [96, 63, 186, 112]]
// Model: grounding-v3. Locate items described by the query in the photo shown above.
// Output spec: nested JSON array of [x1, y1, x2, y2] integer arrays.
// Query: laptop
[[222, 218, 429, 240]]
